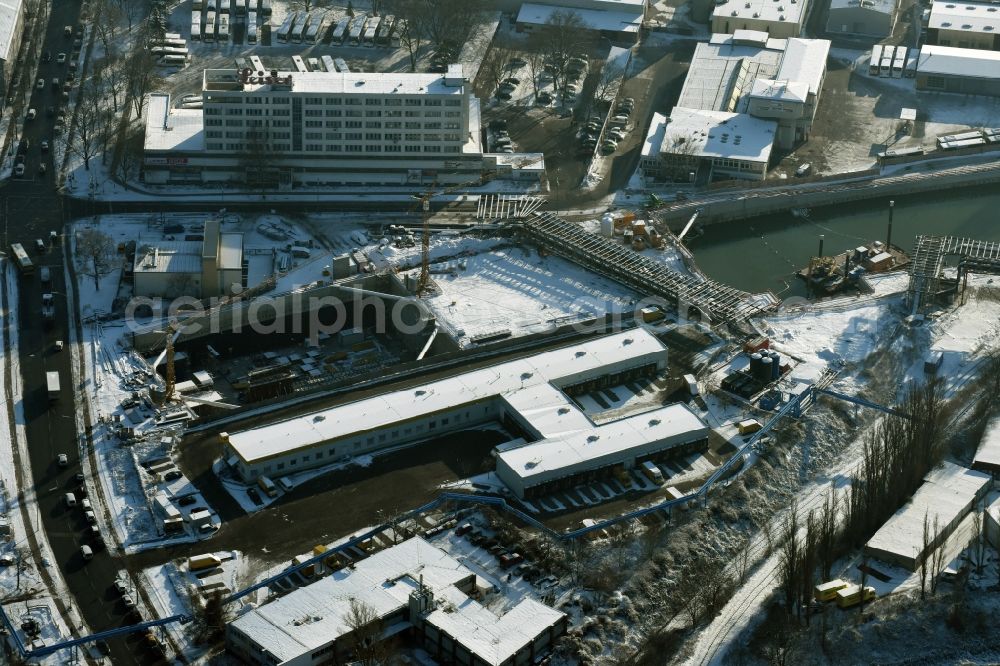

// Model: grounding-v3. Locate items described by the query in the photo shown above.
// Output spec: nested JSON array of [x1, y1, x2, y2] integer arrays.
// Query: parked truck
[[641, 461, 665, 485], [835, 584, 876, 608], [46, 371, 60, 401], [41, 292, 55, 325], [814, 579, 848, 602]]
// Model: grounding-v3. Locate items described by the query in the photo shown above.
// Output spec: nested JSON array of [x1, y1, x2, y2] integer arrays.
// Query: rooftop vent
[[986, 23, 995, 28], [525, 460, 539, 469], [745, 1, 751, 7], [732, 9, 738, 14], [945, 3, 956, 7], [558, 407, 571, 415], [962, 22, 973, 27], [753, 10, 760, 16], [966, 4, 976, 8], [520, 372, 533, 380], [313, 414, 325, 422], [575, 350, 586, 357], [649, 419, 661, 426], [415, 389, 427, 396], [779, 13, 785, 18], [622, 338, 633, 345], [587, 435, 600, 443], [942, 20, 952, 25], [990, 6, 998, 10]]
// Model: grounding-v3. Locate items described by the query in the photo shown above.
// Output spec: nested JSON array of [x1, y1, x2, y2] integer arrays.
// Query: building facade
[[825, 0, 896, 37], [916, 44, 1000, 96], [926, 0, 1000, 50], [0, 0, 25, 112], [143, 65, 543, 188]]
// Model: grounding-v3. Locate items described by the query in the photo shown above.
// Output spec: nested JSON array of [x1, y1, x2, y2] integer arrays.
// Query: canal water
[[688, 186, 1000, 298]]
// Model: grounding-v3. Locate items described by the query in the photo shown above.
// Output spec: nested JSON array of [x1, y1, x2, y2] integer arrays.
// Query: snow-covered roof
[[496, 402, 709, 485], [775, 38, 831, 95], [203, 69, 468, 96], [229, 538, 474, 663], [426, 586, 565, 666], [227, 329, 668, 465], [973, 414, 1000, 472], [516, 2, 643, 33], [661, 107, 776, 164], [712, 0, 807, 27], [641, 113, 669, 158], [749, 78, 809, 103], [143, 93, 205, 154], [829, 0, 895, 14], [917, 44, 1000, 79], [0, 0, 21, 61], [929, 0, 1000, 33], [133, 240, 203, 275], [866, 462, 990, 564], [678, 39, 785, 111], [219, 233, 243, 270]]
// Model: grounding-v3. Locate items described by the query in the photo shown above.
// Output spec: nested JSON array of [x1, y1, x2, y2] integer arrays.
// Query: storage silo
[[770, 351, 781, 380], [759, 356, 773, 384], [600, 214, 615, 238], [749, 353, 763, 378]]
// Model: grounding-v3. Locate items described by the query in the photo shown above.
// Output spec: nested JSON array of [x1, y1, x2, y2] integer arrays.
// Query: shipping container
[[276, 11, 296, 42], [191, 10, 202, 39], [924, 351, 944, 373], [249, 54, 265, 73], [188, 554, 222, 571], [814, 579, 848, 602], [835, 584, 875, 609], [891, 46, 906, 78], [880, 45, 894, 77], [331, 16, 349, 43], [665, 486, 689, 509], [868, 44, 882, 76], [362, 15, 380, 44], [291, 11, 309, 42], [737, 418, 762, 435]]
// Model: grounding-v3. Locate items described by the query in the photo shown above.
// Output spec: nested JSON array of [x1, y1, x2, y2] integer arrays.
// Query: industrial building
[[916, 44, 1000, 96], [646, 32, 830, 182], [222, 329, 710, 496], [926, 0, 1000, 51], [226, 537, 567, 666], [826, 0, 897, 38], [133, 219, 246, 299], [515, 0, 644, 39], [972, 414, 1000, 477], [864, 462, 991, 571], [0, 0, 24, 112], [712, 0, 809, 38], [142, 66, 543, 187]]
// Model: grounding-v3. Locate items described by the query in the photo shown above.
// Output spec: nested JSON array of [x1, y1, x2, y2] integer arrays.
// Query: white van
[[65, 492, 77, 507], [40, 266, 51, 283], [80, 545, 93, 560], [277, 476, 294, 492], [81, 498, 92, 511]]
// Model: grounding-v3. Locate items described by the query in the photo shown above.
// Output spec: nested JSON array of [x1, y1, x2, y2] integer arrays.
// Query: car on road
[[95, 640, 110, 656], [600, 141, 618, 155], [57, 52, 66, 64], [80, 545, 93, 561], [26, 108, 36, 121], [74, 471, 83, 482], [795, 163, 812, 177], [121, 593, 136, 609], [114, 577, 130, 595], [38, 164, 46, 176], [163, 469, 182, 481], [40, 140, 49, 152], [43, 51, 51, 62], [84, 510, 96, 524], [57, 453, 68, 467], [64, 25, 72, 37], [13, 164, 24, 177], [36, 78, 44, 90]]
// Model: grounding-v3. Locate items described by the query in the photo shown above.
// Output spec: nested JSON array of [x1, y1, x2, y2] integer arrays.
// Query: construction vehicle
[[188, 554, 222, 571]]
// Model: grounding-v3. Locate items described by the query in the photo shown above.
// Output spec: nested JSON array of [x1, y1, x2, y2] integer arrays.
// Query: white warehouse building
[[826, 0, 897, 38], [712, 0, 810, 38], [227, 537, 568, 665], [132, 219, 246, 299], [222, 328, 710, 498], [642, 31, 830, 183], [142, 65, 544, 188]]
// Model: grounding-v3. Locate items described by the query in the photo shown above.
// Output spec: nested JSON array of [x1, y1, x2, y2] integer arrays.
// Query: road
[[2, 0, 160, 662]]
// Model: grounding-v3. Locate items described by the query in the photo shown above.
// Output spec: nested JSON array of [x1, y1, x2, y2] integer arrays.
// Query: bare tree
[[97, 54, 127, 113], [116, 130, 144, 186], [288, 0, 329, 13], [76, 229, 117, 291], [480, 45, 516, 97], [919, 510, 930, 600], [593, 58, 626, 104], [111, 0, 143, 32], [346, 597, 387, 666], [93, 0, 124, 57], [188, 589, 229, 643], [389, 0, 430, 72], [124, 47, 161, 120], [523, 39, 547, 99], [777, 502, 800, 616], [930, 515, 945, 595], [972, 505, 986, 574], [533, 10, 593, 104], [818, 485, 838, 581], [69, 78, 103, 171], [736, 537, 751, 585]]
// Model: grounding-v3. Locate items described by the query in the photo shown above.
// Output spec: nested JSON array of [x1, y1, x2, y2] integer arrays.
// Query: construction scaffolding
[[519, 211, 773, 327], [908, 235, 1000, 309], [476, 194, 546, 221]]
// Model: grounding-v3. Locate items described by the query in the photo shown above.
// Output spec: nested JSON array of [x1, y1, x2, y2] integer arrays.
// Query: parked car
[[177, 495, 198, 506], [57, 454, 68, 467], [26, 108, 36, 121], [57, 52, 67, 64], [36, 78, 45, 90], [536, 91, 552, 104], [795, 163, 812, 177], [247, 487, 262, 504], [163, 470, 182, 481], [600, 141, 618, 155]]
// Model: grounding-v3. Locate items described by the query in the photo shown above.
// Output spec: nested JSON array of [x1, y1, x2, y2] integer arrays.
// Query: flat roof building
[[712, 0, 810, 38], [926, 0, 1000, 51], [650, 32, 830, 182], [972, 414, 1000, 476], [143, 66, 543, 188], [864, 461, 991, 571], [826, 0, 897, 38], [515, 1, 643, 38], [0, 0, 25, 113], [916, 44, 1000, 96], [133, 219, 245, 299], [226, 537, 567, 666], [222, 329, 709, 497]]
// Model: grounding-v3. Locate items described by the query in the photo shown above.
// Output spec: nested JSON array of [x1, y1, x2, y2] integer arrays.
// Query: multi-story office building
[[143, 65, 544, 188]]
